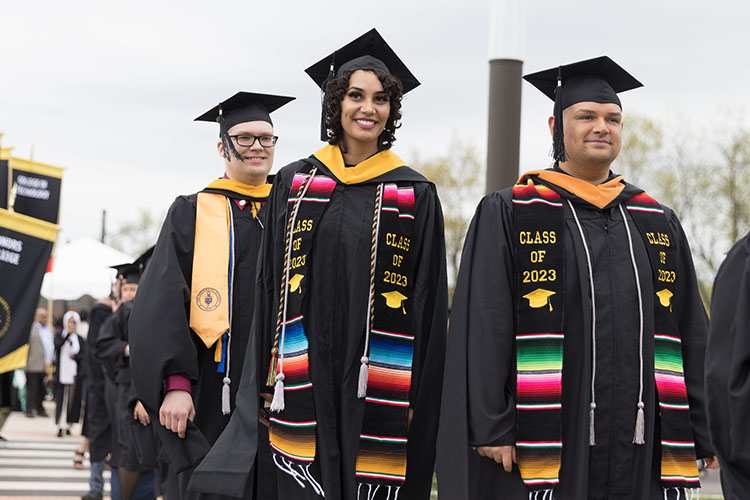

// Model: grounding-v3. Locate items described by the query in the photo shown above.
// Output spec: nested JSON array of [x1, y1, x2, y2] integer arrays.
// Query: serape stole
[[625, 193, 700, 492], [267, 164, 417, 499], [355, 183, 416, 499], [512, 180, 700, 496], [267, 166, 335, 495], [512, 180, 566, 493]]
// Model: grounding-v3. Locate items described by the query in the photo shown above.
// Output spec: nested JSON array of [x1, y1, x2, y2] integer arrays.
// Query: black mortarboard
[[523, 56, 642, 162], [111, 246, 154, 285], [195, 92, 295, 161], [305, 28, 420, 141]]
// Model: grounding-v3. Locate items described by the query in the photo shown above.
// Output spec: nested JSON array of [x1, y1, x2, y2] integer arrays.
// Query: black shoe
[[65, 428, 71, 436], [81, 490, 103, 500], [24, 412, 34, 418], [57, 428, 63, 438]]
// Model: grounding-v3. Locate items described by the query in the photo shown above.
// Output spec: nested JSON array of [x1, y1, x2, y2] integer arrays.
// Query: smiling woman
[[323, 67, 403, 165]]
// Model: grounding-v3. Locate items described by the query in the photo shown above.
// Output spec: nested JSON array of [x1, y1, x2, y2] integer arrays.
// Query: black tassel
[[217, 107, 244, 162], [319, 53, 337, 142], [551, 66, 567, 163]]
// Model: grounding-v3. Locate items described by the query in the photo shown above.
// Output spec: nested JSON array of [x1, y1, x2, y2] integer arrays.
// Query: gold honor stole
[[190, 179, 271, 364], [512, 179, 700, 496]]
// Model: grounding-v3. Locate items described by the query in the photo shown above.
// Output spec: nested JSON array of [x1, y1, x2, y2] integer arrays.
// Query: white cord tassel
[[569, 201, 598, 449], [270, 373, 285, 412], [221, 377, 231, 415], [633, 401, 645, 444], [357, 356, 369, 398]]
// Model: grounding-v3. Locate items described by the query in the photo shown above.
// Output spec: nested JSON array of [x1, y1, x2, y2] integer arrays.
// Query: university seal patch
[[196, 287, 221, 312]]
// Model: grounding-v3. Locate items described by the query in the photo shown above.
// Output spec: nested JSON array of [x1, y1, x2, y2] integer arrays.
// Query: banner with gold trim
[[9, 157, 63, 224], [0, 209, 59, 374]]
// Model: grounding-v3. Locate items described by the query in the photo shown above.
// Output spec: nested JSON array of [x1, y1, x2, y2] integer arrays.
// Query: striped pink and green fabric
[[515, 332, 564, 487]]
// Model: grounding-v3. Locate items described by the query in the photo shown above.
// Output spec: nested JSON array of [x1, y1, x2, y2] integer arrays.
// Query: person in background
[[98, 249, 157, 500], [706, 231, 750, 499], [54, 311, 82, 437], [81, 297, 115, 500], [25, 320, 48, 417]]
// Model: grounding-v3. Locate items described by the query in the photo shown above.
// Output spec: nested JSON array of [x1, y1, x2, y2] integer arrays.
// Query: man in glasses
[[129, 92, 294, 499]]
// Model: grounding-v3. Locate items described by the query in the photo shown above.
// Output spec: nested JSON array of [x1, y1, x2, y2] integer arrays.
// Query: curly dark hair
[[323, 69, 403, 151]]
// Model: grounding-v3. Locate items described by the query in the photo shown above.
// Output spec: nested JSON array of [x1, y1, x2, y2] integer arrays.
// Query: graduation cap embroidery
[[382, 290, 407, 314], [289, 274, 304, 294], [656, 288, 673, 312], [523, 288, 556, 311]]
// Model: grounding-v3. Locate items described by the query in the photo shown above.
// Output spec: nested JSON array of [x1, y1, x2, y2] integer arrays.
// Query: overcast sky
[[2, 0, 750, 245]]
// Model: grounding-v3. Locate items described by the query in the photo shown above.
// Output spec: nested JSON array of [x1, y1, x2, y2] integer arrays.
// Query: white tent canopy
[[40, 237, 133, 300]]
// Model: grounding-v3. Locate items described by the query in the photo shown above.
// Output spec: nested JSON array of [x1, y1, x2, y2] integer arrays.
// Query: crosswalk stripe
[[0, 405, 108, 498]]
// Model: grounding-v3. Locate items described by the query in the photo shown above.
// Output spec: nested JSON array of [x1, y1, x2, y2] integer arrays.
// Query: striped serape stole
[[626, 193, 700, 493], [267, 167, 336, 496], [355, 183, 416, 499], [268, 316, 317, 462], [512, 179, 566, 493]]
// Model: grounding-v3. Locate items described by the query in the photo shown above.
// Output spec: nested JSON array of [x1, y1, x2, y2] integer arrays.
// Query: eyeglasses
[[229, 135, 278, 148]]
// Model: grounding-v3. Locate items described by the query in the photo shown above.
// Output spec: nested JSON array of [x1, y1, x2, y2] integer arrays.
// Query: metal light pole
[[485, 0, 525, 194]]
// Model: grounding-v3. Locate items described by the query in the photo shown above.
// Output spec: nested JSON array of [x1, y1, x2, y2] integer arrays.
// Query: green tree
[[412, 139, 484, 300], [615, 114, 750, 305], [107, 207, 164, 257]]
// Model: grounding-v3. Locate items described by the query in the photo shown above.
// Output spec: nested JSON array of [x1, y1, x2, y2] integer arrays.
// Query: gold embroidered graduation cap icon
[[523, 288, 556, 311], [382, 290, 407, 314], [656, 288, 673, 312], [289, 274, 304, 294]]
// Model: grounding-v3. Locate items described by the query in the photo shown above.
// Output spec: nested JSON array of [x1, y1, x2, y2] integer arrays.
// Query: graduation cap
[[195, 92, 295, 161], [523, 56, 643, 162], [305, 28, 420, 140], [655, 288, 673, 311], [523, 288, 556, 311], [289, 274, 304, 294], [381, 290, 407, 314], [111, 246, 154, 285]]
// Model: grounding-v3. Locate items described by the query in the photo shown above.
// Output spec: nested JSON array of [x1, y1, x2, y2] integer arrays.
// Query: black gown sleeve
[[436, 191, 519, 499], [668, 210, 713, 459], [706, 232, 750, 497], [129, 195, 211, 472], [188, 168, 289, 497], [130, 195, 198, 411], [96, 308, 128, 366], [400, 183, 449, 500]]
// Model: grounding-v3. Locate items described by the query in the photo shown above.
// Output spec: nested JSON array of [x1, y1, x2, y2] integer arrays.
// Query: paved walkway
[[0, 401, 110, 499], [0, 401, 727, 499]]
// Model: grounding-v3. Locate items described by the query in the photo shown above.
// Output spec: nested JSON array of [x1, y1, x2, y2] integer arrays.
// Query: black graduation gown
[[85, 302, 114, 462], [190, 155, 448, 500], [128, 186, 270, 497], [437, 172, 712, 500], [706, 231, 750, 499], [97, 300, 156, 472]]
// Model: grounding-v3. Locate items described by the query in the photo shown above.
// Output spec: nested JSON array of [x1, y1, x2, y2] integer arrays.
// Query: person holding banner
[[129, 91, 294, 500]]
